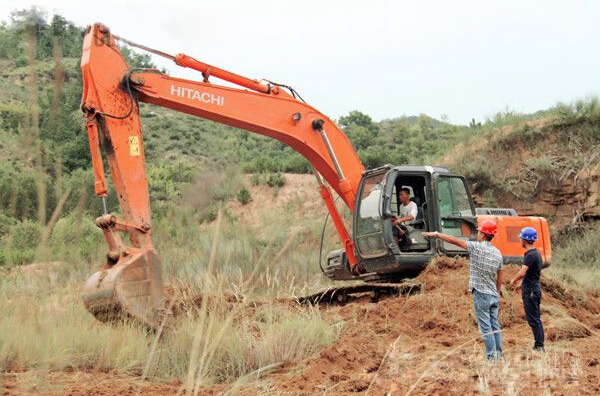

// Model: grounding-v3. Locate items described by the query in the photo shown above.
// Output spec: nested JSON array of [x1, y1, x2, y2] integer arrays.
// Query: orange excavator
[[80, 24, 552, 328]]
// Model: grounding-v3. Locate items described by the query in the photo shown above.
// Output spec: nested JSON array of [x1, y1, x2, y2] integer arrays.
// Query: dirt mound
[[540, 276, 600, 329], [415, 255, 468, 292], [546, 317, 593, 341], [235, 256, 600, 395], [420, 255, 466, 274]]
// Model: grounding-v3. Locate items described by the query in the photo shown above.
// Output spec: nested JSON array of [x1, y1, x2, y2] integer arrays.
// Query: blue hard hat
[[518, 227, 538, 242]]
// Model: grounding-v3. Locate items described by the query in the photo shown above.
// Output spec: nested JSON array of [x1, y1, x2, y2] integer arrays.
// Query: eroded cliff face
[[472, 158, 599, 230], [446, 114, 600, 232], [533, 162, 600, 224]]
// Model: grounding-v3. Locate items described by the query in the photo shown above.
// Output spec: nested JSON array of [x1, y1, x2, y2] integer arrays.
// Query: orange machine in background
[[477, 215, 552, 265]]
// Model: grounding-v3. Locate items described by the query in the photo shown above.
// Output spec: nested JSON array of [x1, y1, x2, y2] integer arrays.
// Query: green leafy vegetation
[[447, 97, 600, 204], [547, 224, 600, 293], [236, 186, 251, 205]]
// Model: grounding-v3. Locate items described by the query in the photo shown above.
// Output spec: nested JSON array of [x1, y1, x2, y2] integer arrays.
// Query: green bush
[[148, 160, 196, 203], [0, 104, 27, 132], [0, 213, 15, 238], [242, 156, 282, 173], [49, 214, 103, 262], [236, 187, 252, 205], [9, 220, 42, 251], [282, 154, 311, 173], [266, 173, 286, 188], [4, 220, 43, 266], [553, 225, 600, 269], [524, 154, 557, 174], [250, 174, 261, 186]]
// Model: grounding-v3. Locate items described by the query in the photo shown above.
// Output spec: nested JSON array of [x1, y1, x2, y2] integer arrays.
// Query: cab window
[[355, 173, 387, 257], [437, 176, 475, 245], [438, 176, 474, 218]]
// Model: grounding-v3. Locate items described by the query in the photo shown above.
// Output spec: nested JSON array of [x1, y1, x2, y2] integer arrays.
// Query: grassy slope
[[439, 100, 600, 222]]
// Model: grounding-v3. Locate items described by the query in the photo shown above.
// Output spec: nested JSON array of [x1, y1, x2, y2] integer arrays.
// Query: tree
[[338, 110, 377, 134], [120, 45, 157, 69]]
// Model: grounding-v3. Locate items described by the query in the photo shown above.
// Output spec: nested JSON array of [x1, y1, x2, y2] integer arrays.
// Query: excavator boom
[[80, 23, 365, 328]]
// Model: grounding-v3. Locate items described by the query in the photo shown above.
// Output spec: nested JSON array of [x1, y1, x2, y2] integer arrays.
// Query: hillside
[[439, 104, 600, 230], [0, 11, 484, 267]]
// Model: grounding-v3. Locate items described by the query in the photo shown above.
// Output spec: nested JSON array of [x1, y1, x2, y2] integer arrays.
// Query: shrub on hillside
[[552, 97, 600, 126], [250, 173, 261, 186], [236, 187, 252, 205], [554, 225, 600, 268], [49, 214, 103, 262], [148, 160, 196, 203], [249, 173, 286, 188], [8, 220, 42, 251], [2, 220, 43, 266], [0, 104, 27, 133], [242, 156, 282, 173], [0, 213, 16, 239], [282, 154, 311, 173], [266, 173, 286, 188]]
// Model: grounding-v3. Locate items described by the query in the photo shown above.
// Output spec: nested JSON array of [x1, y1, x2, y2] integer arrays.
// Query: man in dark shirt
[[510, 227, 545, 351]]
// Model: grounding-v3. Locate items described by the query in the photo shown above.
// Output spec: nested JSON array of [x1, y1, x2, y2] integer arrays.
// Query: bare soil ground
[[3, 257, 599, 395], [226, 174, 329, 228]]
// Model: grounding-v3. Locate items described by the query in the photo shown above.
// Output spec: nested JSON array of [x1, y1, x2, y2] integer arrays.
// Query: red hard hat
[[478, 219, 498, 236]]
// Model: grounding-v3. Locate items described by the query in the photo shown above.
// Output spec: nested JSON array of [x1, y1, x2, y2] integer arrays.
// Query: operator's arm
[[422, 231, 467, 250], [395, 215, 414, 224], [395, 202, 418, 224]]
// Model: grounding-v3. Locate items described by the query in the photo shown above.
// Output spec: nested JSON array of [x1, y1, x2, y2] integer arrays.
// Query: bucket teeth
[[82, 249, 164, 329]]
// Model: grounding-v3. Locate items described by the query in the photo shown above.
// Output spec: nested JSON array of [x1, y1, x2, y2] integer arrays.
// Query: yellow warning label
[[129, 136, 140, 156]]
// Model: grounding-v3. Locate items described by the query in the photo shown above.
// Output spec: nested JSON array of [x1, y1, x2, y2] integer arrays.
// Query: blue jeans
[[472, 289, 503, 361]]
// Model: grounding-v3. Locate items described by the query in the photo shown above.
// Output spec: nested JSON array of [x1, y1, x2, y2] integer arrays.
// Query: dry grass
[[0, 208, 341, 388], [545, 318, 592, 341]]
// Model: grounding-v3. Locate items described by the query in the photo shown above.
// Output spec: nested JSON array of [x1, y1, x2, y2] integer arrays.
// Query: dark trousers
[[522, 287, 544, 349]]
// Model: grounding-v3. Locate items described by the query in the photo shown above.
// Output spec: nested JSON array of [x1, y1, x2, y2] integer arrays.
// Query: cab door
[[434, 174, 478, 254], [353, 169, 390, 259]]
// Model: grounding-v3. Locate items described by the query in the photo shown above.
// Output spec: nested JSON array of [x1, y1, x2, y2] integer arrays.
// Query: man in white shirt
[[394, 188, 418, 226], [391, 188, 419, 248]]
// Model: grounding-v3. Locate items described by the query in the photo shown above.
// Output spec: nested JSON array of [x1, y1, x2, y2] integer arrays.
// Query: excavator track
[[297, 282, 422, 305]]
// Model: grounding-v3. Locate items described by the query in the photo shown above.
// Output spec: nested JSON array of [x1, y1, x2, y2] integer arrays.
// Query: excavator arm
[[80, 23, 365, 328]]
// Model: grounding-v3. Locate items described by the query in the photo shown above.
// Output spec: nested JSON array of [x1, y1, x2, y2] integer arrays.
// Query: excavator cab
[[326, 165, 479, 281]]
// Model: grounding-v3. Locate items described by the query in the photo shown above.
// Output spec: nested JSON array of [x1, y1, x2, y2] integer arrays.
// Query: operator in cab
[[394, 188, 418, 227], [391, 188, 418, 249]]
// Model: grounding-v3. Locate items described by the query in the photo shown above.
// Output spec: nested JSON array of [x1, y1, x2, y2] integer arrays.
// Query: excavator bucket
[[82, 249, 165, 329]]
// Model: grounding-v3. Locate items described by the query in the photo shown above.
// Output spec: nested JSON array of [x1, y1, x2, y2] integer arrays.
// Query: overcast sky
[[2, 0, 599, 124]]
